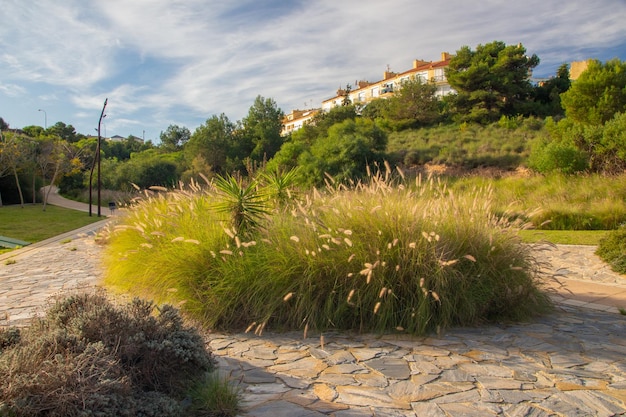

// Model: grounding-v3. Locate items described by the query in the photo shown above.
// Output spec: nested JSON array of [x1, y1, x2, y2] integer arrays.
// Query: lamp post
[[38, 109, 47, 129], [89, 98, 108, 217]]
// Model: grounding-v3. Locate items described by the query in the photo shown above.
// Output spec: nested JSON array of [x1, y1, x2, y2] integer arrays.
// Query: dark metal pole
[[89, 98, 107, 217], [97, 98, 108, 217]]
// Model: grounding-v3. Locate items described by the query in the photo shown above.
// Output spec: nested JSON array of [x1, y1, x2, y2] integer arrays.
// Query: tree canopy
[[159, 124, 190, 152], [560, 58, 626, 125], [446, 41, 539, 123], [241, 95, 285, 162], [184, 114, 236, 175], [380, 78, 440, 129]]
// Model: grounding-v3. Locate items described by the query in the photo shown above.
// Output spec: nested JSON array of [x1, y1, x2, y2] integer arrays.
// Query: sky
[[1, 0, 626, 143]]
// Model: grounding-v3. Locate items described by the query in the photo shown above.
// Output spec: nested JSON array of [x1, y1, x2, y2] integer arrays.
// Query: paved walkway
[[1, 194, 625, 415]]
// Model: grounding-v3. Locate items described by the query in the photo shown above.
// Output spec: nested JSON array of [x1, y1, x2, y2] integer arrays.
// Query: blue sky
[[2, 0, 625, 143]]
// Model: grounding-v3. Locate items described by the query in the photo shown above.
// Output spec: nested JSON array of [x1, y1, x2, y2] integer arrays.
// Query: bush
[[103, 169, 552, 336], [0, 293, 216, 417], [527, 138, 588, 174], [596, 225, 626, 274]]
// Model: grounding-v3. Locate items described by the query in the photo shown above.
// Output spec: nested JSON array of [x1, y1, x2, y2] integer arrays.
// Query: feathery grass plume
[[103, 173, 553, 336]]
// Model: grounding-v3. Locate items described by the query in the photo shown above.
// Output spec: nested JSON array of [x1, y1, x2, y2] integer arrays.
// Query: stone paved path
[[1, 232, 625, 416]]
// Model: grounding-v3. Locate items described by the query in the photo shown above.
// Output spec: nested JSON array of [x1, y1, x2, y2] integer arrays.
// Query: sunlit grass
[[102, 171, 552, 336], [518, 230, 609, 245], [450, 172, 626, 230], [0, 204, 101, 243]]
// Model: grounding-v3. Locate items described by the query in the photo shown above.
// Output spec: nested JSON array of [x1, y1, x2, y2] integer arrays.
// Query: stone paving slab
[[207, 307, 626, 416], [1, 231, 626, 415]]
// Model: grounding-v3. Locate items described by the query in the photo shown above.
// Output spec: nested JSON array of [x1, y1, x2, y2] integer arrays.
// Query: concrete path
[[43, 185, 117, 215], [1, 194, 625, 415]]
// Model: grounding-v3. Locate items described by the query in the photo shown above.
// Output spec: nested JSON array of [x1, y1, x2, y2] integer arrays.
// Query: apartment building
[[569, 60, 590, 81], [321, 52, 455, 112], [281, 108, 321, 136], [282, 52, 455, 135]]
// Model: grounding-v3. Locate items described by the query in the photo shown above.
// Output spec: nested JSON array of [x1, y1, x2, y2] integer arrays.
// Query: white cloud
[[0, 0, 625, 139], [0, 82, 26, 97]]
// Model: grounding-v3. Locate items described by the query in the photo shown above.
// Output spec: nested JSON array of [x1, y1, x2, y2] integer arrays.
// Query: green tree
[[0, 132, 32, 206], [446, 41, 540, 123], [114, 151, 180, 189], [22, 125, 45, 137], [101, 139, 130, 161], [383, 78, 440, 129], [341, 84, 352, 106], [560, 58, 626, 125], [267, 105, 359, 178], [241, 96, 284, 162], [185, 114, 236, 175], [46, 122, 84, 143], [34, 135, 79, 210], [360, 98, 391, 121], [159, 124, 190, 152], [592, 112, 626, 172], [309, 105, 358, 138], [532, 63, 571, 117], [303, 118, 387, 185], [0, 117, 8, 131]]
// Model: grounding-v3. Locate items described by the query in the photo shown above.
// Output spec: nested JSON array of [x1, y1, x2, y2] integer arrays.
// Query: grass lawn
[[518, 229, 609, 245], [0, 204, 102, 250]]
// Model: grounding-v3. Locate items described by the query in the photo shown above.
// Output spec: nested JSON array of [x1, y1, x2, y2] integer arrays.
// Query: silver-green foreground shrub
[[0, 293, 227, 417], [103, 171, 553, 336]]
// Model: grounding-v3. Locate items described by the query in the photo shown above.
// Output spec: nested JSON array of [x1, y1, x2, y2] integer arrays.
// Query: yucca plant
[[212, 174, 269, 236], [259, 167, 300, 209]]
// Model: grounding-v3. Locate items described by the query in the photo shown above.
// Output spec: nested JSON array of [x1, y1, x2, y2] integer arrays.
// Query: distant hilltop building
[[107, 134, 144, 143], [85, 134, 145, 143], [281, 109, 320, 136], [283, 52, 455, 135], [569, 60, 590, 81], [322, 52, 455, 111]]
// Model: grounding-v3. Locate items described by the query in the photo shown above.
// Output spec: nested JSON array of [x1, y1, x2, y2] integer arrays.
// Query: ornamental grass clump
[[103, 169, 552, 336]]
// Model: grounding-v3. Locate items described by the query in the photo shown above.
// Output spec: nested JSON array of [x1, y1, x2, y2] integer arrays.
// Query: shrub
[[103, 169, 552, 336], [527, 138, 588, 174], [596, 225, 626, 274], [0, 293, 217, 417], [0, 327, 20, 351]]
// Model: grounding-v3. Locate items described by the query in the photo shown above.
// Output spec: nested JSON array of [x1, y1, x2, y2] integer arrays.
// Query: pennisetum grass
[[102, 167, 553, 336]]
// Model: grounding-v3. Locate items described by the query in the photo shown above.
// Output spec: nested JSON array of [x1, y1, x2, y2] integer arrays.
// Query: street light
[[38, 109, 47, 129], [89, 98, 108, 217]]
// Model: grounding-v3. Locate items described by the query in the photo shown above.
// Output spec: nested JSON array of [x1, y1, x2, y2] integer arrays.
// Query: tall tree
[[446, 41, 540, 123], [185, 114, 235, 175], [532, 63, 571, 117], [302, 118, 388, 186], [34, 135, 77, 210], [47, 121, 84, 143], [159, 124, 191, 152], [560, 58, 626, 125], [22, 125, 45, 137], [241, 96, 284, 162], [0, 132, 30, 207], [383, 78, 440, 129]]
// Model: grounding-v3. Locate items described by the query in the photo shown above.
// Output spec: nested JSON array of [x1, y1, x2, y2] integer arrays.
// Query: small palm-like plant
[[260, 167, 300, 209], [213, 174, 269, 235]]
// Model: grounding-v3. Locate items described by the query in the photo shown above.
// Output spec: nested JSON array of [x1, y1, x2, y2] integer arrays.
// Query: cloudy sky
[[2, 0, 625, 143]]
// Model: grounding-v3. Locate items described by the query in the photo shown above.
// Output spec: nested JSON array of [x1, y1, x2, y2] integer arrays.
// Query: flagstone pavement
[[0, 222, 625, 416]]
